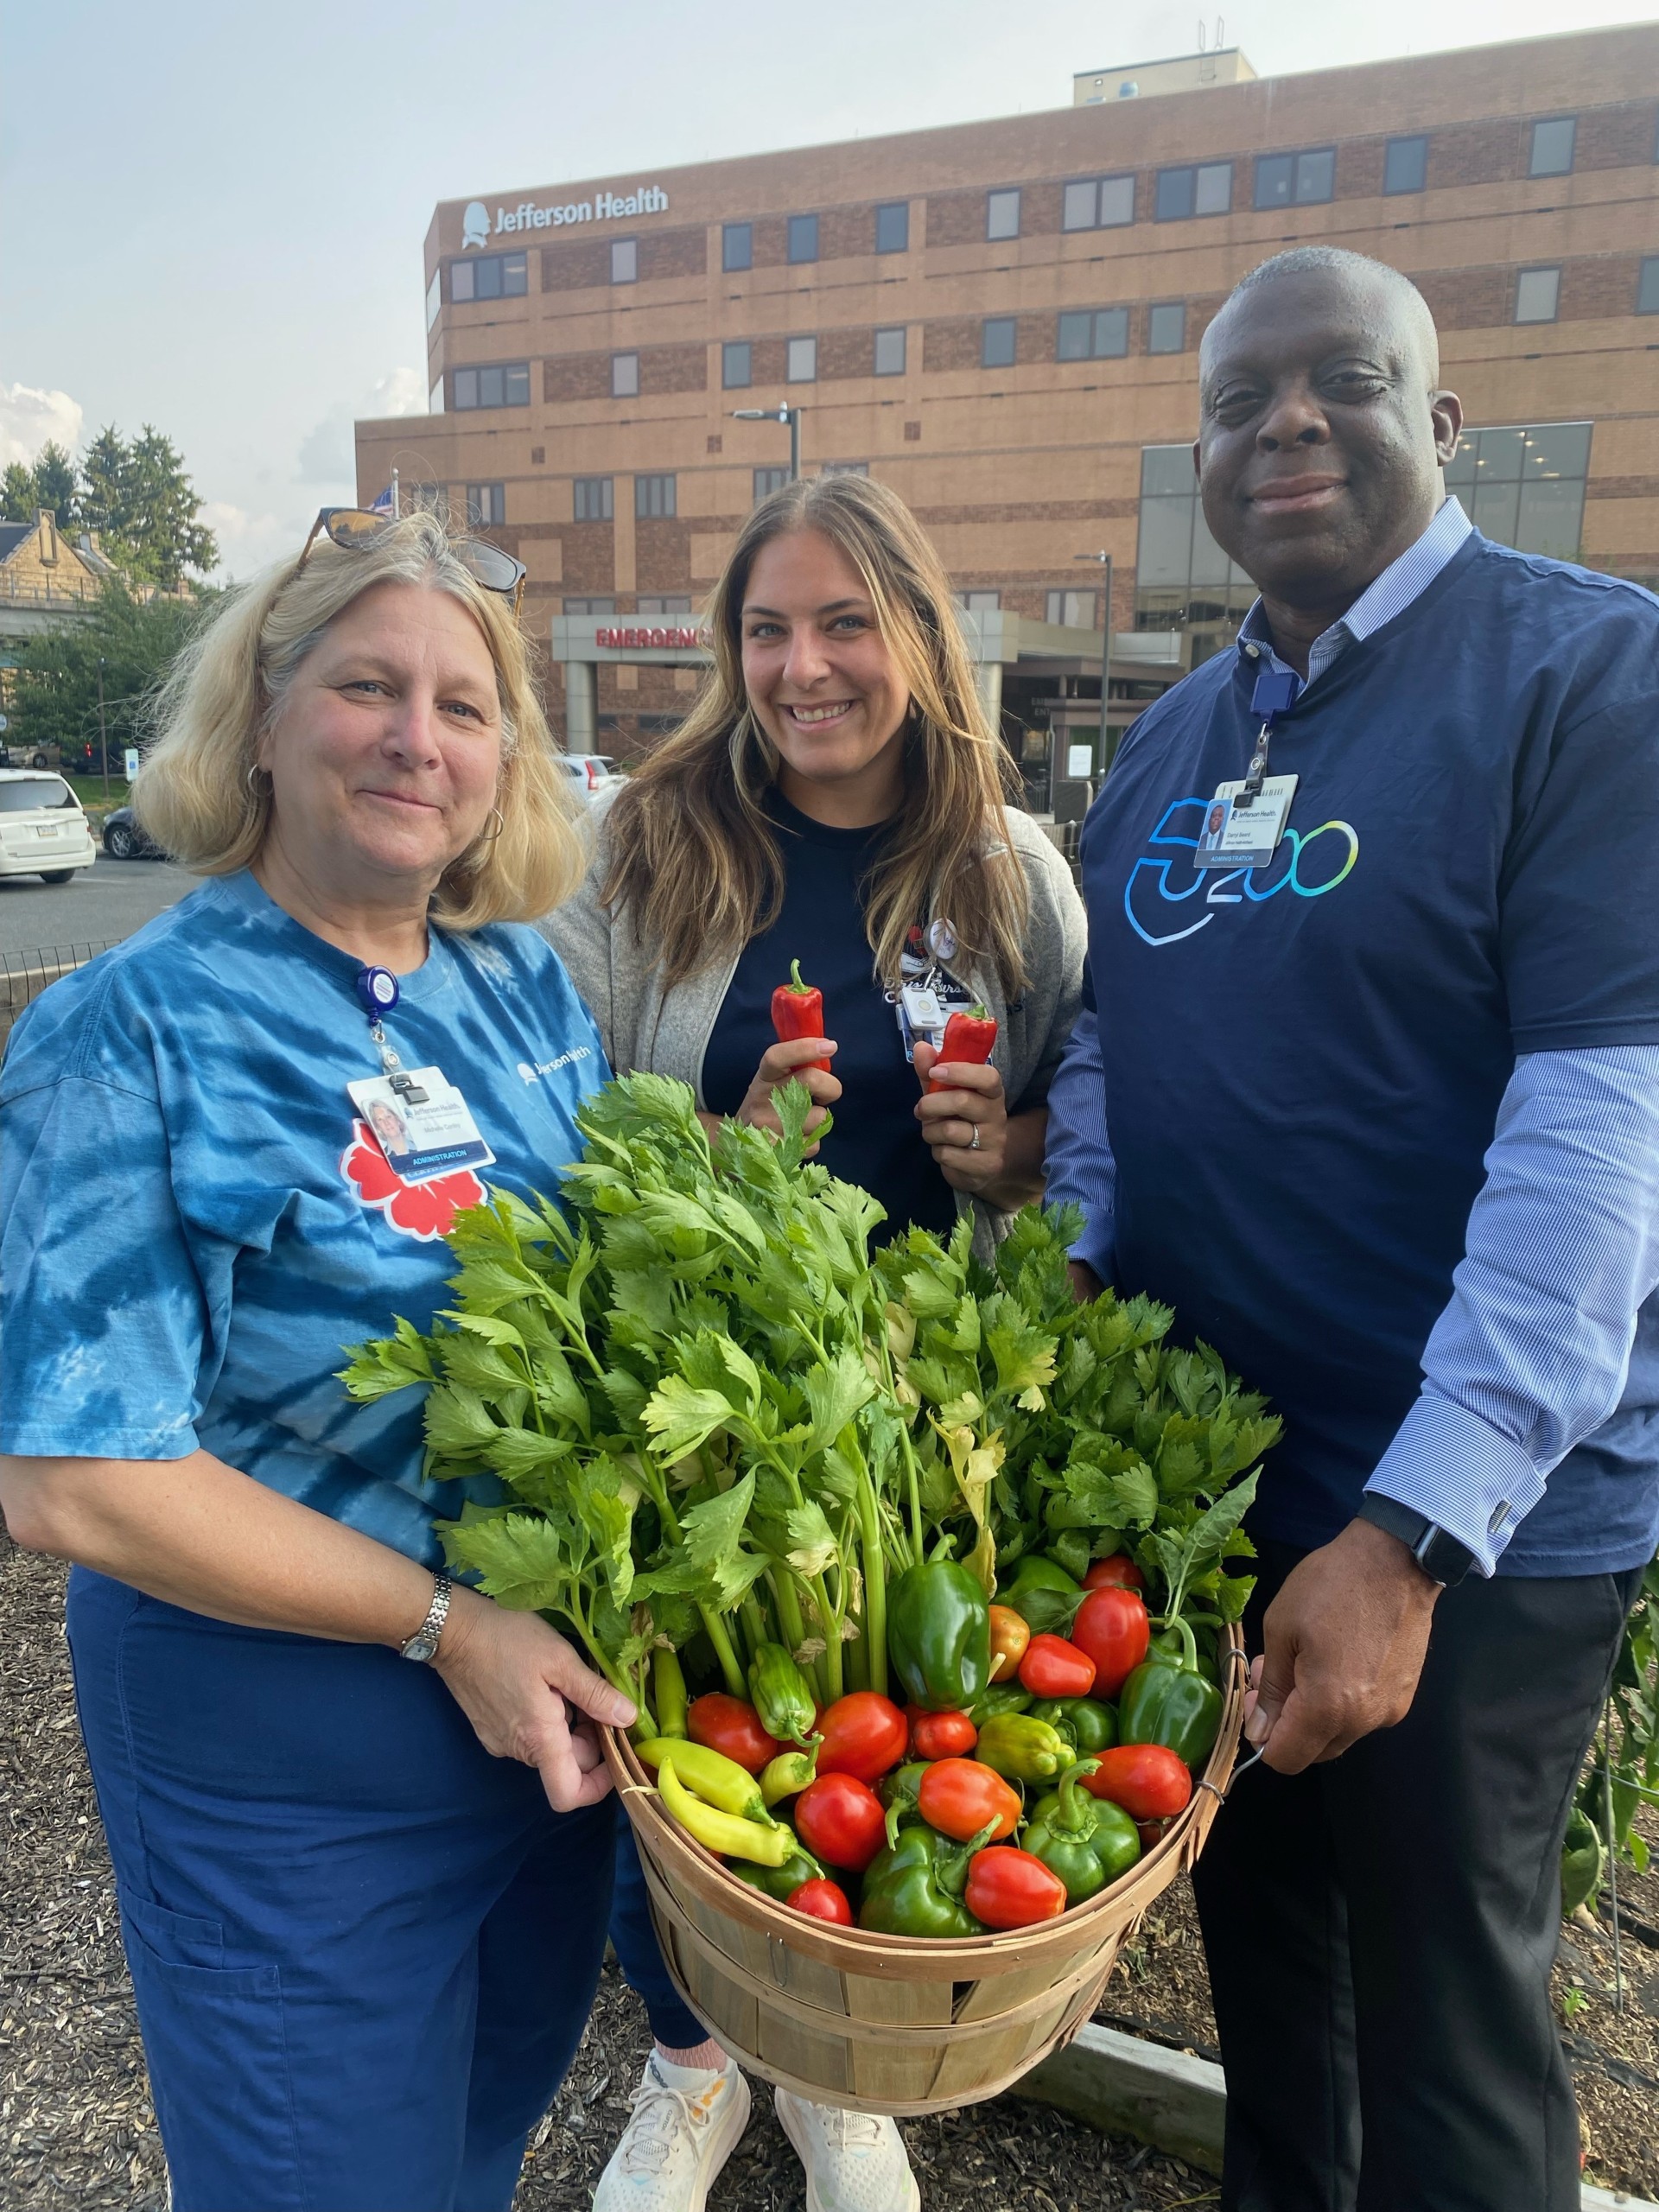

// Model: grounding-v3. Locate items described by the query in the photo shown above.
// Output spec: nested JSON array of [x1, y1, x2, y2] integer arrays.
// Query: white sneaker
[[774, 2085, 921, 2212], [593, 2051, 752, 2210]]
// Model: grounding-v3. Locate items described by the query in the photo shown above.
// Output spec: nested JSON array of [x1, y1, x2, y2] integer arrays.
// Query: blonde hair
[[134, 510, 584, 930], [603, 474, 1029, 991]]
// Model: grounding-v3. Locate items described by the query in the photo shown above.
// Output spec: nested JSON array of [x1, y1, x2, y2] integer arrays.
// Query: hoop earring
[[245, 761, 270, 793], [483, 806, 504, 843]]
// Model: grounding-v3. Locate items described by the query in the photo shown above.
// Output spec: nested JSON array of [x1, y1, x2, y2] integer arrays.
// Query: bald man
[[1046, 247, 1659, 2209]]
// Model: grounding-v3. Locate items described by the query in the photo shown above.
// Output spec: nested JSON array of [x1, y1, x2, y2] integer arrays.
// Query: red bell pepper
[[787, 1877, 855, 1926], [794, 1773, 889, 1872], [771, 959, 830, 1072], [1083, 1555, 1146, 1594], [686, 1693, 782, 1777], [1081, 1743, 1193, 1822], [815, 1692, 909, 1784], [1070, 1586, 1151, 1699], [1017, 1633, 1097, 1700], [963, 1846, 1069, 1930], [906, 1706, 978, 1762], [916, 1757, 1021, 1844], [927, 1004, 997, 1090]]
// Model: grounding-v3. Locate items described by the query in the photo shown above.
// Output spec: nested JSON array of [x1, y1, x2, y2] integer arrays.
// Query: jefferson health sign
[[462, 186, 669, 246]]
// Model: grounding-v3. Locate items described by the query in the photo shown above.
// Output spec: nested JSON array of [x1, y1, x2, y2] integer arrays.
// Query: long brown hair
[[601, 474, 1028, 990]]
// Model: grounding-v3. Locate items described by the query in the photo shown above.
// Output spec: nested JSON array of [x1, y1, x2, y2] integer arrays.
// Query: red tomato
[[1016, 1632, 1097, 1700], [964, 1846, 1069, 1930], [794, 1773, 888, 1872], [787, 1878, 855, 1926], [916, 1757, 1020, 1844], [686, 1694, 781, 1776], [1083, 1555, 1146, 1593], [1070, 1586, 1151, 1699], [1081, 1743, 1192, 1822], [815, 1692, 909, 1784], [906, 1706, 978, 1761]]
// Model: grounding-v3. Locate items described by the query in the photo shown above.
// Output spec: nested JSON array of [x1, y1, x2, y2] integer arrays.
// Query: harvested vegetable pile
[[346, 1073, 1279, 1932]]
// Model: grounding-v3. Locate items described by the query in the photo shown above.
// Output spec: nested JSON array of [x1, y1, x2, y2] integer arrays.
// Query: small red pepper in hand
[[927, 1004, 997, 1090], [787, 1878, 855, 1925], [771, 959, 830, 1072]]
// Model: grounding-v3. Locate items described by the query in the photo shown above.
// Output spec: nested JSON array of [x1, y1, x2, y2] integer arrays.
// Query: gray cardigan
[[542, 787, 1087, 1250]]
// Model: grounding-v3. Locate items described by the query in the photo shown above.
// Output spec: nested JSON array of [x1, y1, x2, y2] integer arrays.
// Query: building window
[[1062, 175, 1135, 231], [1254, 148, 1336, 208], [429, 378, 443, 415], [986, 188, 1021, 241], [1444, 422, 1591, 560], [875, 200, 909, 253], [635, 474, 676, 519], [426, 269, 442, 330], [1135, 443, 1252, 643], [788, 213, 819, 264], [1046, 589, 1096, 628], [982, 316, 1017, 369], [611, 238, 638, 284], [1384, 135, 1429, 194], [1514, 267, 1560, 324], [1155, 162, 1231, 219], [722, 340, 753, 388], [958, 590, 1000, 613], [874, 326, 906, 375], [611, 352, 639, 398], [466, 484, 505, 526], [1639, 257, 1659, 315], [564, 597, 616, 614], [723, 221, 753, 272], [573, 477, 614, 522], [786, 335, 817, 382], [822, 461, 869, 477], [1529, 117, 1576, 177], [451, 251, 527, 303], [753, 466, 789, 502], [637, 595, 693, 613], [1058, 307, 1129, 360], [1147, 302, 1187, 354], [452, 362, 530, 409]]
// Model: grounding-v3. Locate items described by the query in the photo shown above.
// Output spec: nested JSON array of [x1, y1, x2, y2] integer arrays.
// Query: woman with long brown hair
[[550, 473, 1084, 2212]]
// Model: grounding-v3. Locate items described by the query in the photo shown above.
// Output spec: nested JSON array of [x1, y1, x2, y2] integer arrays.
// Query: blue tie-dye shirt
[[0, 869, 606, 1567]]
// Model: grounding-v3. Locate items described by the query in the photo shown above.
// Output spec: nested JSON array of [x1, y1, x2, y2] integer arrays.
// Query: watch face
[[404, 1630, 438, 1662]]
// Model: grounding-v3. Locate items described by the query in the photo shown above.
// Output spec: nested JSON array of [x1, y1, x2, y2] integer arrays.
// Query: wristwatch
[[1355, 1495, 1478, 1587], [400, 1572, 454, 1662]]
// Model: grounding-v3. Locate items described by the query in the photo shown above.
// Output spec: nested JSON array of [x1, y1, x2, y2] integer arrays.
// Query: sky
[[4, 0, 1655, 582]]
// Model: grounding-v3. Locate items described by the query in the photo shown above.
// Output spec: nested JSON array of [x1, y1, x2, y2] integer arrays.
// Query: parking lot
[[0, 850, 197, 958]]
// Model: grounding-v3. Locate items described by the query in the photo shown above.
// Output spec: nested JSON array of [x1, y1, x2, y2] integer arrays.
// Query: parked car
[[0, 746, 54, 770], [562, 753, 618, 804], [102, 805, 166, 861], [0, 770, 97, 882]]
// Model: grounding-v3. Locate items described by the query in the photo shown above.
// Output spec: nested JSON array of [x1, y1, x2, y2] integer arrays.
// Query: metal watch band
[[399, 1572, 453, 1662], [1355, 1495, 1476, 1588]]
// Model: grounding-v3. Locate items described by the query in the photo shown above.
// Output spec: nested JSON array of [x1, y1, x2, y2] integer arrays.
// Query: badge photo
[[347, 1071, 496, 1186], [1194, 772, 1299, 872]]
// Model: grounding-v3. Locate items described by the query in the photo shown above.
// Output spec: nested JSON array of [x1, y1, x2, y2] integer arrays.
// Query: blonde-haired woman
[[0, 510, 637, 2212], [552, 474, 1085, 2212]]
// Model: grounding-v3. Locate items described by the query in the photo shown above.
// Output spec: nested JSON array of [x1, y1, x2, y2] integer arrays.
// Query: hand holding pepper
[[734, 1037, 840, 1155], [912, 1034, 1011, 1198]]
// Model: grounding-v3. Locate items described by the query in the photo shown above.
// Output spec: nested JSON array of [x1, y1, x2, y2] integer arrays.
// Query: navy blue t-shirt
[[1078, 533, 1659, 1574], [702, 795, 957, 1243]]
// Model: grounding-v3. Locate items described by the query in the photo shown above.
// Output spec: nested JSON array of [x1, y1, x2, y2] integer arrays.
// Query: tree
[[2, 441, 78, 529], [77, 425, 218, 588], [10, 580, 216, 766]]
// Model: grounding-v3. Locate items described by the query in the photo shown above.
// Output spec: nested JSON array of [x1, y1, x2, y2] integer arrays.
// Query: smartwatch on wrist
[[400, 1572, 454, 1662], [1355, 1494, 1477, 1587]]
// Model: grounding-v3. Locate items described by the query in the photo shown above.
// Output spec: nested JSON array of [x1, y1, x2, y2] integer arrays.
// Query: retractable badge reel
[[355, 966, 429, 1103], [1195, 666, 1302, 872]]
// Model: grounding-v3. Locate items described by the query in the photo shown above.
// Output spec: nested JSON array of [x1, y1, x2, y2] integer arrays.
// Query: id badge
[[1194, 773, 1299, 871], [901, 983, 945, 1036], [348, 1068, 496, 1185]]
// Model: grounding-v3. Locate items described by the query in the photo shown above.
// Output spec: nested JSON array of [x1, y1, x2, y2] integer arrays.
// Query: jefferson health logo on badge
[[1124, 795, 1359, 949]]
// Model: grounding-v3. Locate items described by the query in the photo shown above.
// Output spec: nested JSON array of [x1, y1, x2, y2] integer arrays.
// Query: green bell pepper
[[877, 1761, 931, 1846], [966, 1681, 1033, 1725], [887, 1560, 990, 1712], [729, 1843, 828, 1903], [1560, 1805, 1605, 1916], [975, 1710, 1069, 1785], [1148, 1623, 1218, 1684], [1029, 1696, 1117, 1757], [997, 1556, 1082, 1636], [1117, 1616, 1223, 1768], [1023, 1762, 1142, 1903], [858, 1821, 993, 1938], [748, 1642, 818, 1747]]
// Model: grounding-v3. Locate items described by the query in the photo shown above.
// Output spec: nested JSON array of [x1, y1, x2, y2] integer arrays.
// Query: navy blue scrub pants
[[609, 1823, 707, 2051], [66, 1568, 616, 2212]]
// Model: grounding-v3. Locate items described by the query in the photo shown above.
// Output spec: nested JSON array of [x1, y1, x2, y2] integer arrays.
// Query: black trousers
[[1192, 1540, 1642, 2212]]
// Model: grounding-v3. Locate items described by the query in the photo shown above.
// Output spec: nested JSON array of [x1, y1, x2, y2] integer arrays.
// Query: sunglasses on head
[[294, 508, 528, 616]]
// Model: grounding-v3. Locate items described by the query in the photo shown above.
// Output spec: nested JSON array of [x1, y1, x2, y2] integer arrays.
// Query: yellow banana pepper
[[657, 1758, 795, 1866], [634, 1736, 767, 1821]]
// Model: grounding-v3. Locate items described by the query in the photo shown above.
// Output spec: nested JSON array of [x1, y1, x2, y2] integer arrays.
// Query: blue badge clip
[[355, 965, 400, 1020], [1240, 668, 1300, 800]]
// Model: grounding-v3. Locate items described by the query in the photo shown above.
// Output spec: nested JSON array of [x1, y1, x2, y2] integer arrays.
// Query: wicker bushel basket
[[603, 1625, 1245, 2117]]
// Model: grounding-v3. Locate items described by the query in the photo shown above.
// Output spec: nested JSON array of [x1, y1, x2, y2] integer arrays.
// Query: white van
[[0, 771, 99, 882]]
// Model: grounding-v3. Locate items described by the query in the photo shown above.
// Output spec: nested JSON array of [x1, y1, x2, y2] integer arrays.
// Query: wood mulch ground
[[7, 1531, 1656, 2208]]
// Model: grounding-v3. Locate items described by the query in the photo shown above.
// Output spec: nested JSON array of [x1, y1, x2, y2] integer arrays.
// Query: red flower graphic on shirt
[[340, 1120, 486, 1242]]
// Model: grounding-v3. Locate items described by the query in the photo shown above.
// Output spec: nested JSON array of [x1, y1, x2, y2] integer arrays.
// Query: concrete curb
[[1019, 2023, 1657, 2209]]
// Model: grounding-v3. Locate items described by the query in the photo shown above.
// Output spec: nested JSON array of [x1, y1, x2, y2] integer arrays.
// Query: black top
[[702, 793, 957, 1243]]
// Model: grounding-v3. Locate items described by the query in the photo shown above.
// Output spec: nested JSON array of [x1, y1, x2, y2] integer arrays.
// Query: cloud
[[296, 367, 426, 487], [200, 499, 305, 584], [0, 383, 84, 467]]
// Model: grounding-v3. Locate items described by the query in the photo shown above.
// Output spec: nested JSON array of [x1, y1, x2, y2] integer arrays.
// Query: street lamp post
[[97, 656, 109, 801], [1074, 551, 1115, 776], [732, 404, 803, 482]]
